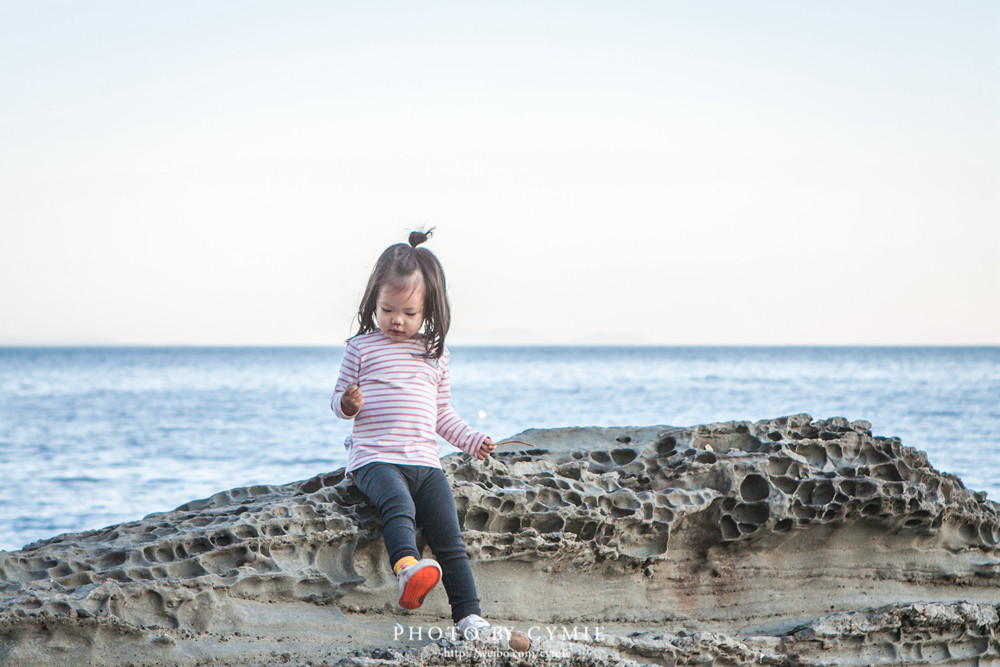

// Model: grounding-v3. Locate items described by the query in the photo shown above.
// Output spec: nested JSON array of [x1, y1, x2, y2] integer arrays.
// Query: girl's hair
[[354, 229, 450, 359]]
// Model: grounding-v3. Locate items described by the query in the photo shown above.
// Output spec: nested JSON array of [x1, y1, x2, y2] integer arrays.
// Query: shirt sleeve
[[435, 349, 489, 456], [331, 341, 361, 420]]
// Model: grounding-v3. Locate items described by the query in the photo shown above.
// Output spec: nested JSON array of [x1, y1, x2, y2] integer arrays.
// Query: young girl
[[331, 229, 496, 639]]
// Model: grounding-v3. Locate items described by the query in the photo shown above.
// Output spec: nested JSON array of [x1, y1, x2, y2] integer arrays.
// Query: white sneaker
[[457, 614, 504, 641], [396, 558, 441, 609]]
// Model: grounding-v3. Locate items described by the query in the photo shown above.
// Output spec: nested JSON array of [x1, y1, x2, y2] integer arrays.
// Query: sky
[[2, 1, 997, 346]]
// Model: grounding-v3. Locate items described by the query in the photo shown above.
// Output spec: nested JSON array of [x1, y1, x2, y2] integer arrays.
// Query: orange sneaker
[[397, 558, 441, 609]]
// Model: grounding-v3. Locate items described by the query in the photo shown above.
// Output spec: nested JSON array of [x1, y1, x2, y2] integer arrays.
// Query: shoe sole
[[399, 566, 440, 609]]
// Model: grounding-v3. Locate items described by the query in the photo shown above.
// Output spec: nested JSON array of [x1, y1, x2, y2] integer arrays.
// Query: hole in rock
[[792, 505, 816, 520], [556, 464, 582, 480], [861, 501, 882, 516], [653, 508, 674, 523], [186, 538, 212, 555], [858, 444, 889, 464], [49, 563, 73, 578], [590, 451, 612, 464], [768, 459, 792, 476], [731, 502, 769, 525], [535, 473, 557, 485], [812, 482, 835, 506], [655, 436, 676, 455], [720, 516, 740, 540], [872, 464, 903, 482], [58, 572, 95, 588], [611, 448, 638, 465], [299, 479, 322, 494], [959, 523, 979, 542], [233, 523, 258, 539], [795, 482, 815, 503], [730, 433, 766, 452], [798, 444, 828, 468], [167, 560, 208, 579], [532, 515, 564, 533], [740, 475, 769, 501], [97, 551, 127, 569], [46, 602, 72, 615], [615, 436, 632, 444], [821, 508, 840, 521], [498, 517, 521, 533], [465, 509, 489, 531], [855, 480, 877, 497], [212, 532, 236, 548], [774, 519, 793, 532]]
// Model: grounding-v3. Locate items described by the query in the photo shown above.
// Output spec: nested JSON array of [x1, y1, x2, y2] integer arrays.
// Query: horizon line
[[1, 342, 998, 349]]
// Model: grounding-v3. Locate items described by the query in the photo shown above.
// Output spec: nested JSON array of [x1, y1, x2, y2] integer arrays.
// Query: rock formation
[[1, 415, 998, 666]]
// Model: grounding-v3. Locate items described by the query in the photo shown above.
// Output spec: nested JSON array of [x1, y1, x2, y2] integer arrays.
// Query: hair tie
[[408, 228, 435, 248]]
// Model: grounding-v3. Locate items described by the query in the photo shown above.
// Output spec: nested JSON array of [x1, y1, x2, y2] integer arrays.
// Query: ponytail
[[408, 227, 434, 248]]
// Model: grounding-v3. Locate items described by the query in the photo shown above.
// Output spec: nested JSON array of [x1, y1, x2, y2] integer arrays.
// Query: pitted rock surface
[[1, 415, 998, 666]]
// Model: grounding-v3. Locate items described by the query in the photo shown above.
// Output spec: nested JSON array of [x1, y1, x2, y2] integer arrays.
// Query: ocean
[[1, 346, 998, 553]]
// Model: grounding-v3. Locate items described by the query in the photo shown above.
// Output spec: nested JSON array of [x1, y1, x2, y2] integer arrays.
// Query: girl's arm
[[435, 351, 491, 458], [331, 342, 363, 419]]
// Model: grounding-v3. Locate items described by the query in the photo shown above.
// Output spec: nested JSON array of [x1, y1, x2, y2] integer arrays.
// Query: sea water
[[1, 346, 998, 552]]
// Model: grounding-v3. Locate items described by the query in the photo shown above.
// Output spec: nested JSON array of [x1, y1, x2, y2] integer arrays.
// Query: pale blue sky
[[2, 1, 997, 345]]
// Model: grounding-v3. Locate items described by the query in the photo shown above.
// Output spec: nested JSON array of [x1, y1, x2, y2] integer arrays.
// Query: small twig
[[493, 439, 536, 448]]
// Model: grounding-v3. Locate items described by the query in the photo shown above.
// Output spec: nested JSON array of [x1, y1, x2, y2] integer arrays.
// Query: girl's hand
[[341, 383, 364, 417], [476, 437, 496, 461]]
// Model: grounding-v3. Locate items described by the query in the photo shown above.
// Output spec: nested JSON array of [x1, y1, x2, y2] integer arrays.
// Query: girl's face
[[376, 275, 425, 342]]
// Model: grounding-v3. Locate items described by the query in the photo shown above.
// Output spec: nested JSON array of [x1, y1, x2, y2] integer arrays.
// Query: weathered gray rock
[[1, 415, 998, 666]]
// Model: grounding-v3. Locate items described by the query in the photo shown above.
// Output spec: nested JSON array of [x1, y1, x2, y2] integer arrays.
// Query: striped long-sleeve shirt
[[331, 331, 488, 472]]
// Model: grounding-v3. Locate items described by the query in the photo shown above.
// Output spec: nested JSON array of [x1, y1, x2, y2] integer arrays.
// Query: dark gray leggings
[[352, 462, 481, 622]]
